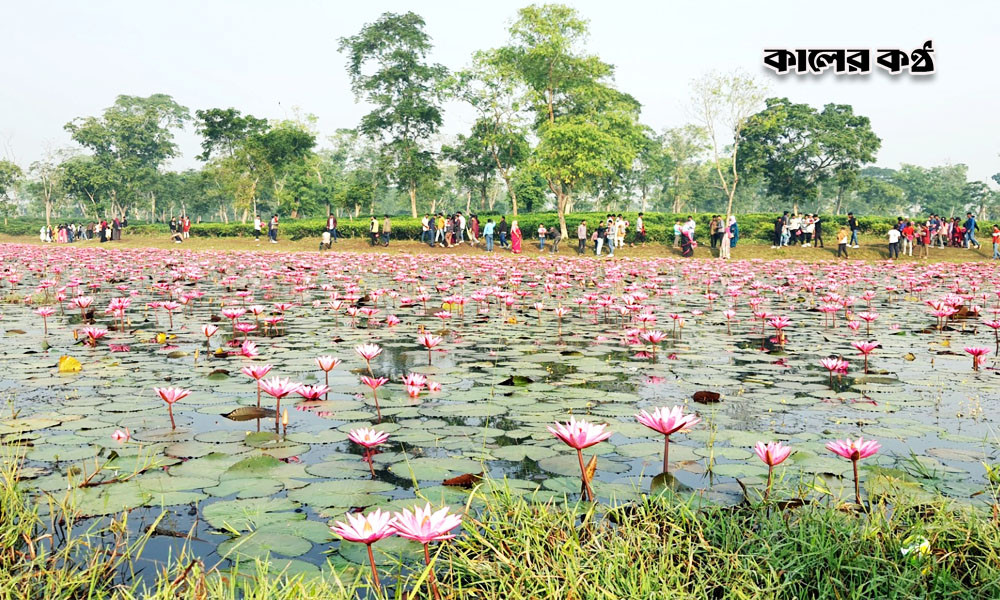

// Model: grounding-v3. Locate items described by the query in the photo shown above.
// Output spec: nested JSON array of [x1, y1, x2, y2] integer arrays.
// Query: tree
[[0, 160, 23, 224], [28, 149, 69, 228], [691, 71, 767, 258], [339, 12, 447, 217], [500, 3, 646, 238], [65, 94, 190, 220], [441, 121, 500, 212], [452, 51, 531, 215], [891, 163, 968, 216], [60, 155, 111, 219], [738, 98, 880, 213], [194, 108, 268, 161], [660, 125, 709, 213]]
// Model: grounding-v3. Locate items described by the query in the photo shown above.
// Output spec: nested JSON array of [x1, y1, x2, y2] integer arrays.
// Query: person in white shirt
[[421, 215, 430, 244], [887, 227, 901, 259], [253, 215, 262, 242]]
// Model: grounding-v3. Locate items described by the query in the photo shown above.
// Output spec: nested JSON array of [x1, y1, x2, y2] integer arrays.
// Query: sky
[[1, 0, 998, 183]]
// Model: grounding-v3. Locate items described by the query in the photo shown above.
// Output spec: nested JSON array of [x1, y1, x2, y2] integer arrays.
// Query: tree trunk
[[408, 181, 417, 218], [466, 191, 471, 214]]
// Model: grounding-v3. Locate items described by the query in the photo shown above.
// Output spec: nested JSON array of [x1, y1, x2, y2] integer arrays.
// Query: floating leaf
[[58, 355, 82, 373]]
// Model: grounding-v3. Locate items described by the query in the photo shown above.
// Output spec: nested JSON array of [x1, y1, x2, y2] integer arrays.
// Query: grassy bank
[[4, 455, 1000, 599], [5, 232, 996, 264]]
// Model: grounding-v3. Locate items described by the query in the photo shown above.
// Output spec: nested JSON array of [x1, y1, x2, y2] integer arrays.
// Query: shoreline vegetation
[[5, 232, 995, 264], [4, 455, 1000, 600]]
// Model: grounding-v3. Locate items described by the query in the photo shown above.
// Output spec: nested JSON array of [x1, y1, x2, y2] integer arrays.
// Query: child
[[836, 227, 849, 258]]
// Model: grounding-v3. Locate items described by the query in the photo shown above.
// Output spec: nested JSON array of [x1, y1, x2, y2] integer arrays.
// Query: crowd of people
[[771, 212, 825, 248], [39, 218, 127, 244]]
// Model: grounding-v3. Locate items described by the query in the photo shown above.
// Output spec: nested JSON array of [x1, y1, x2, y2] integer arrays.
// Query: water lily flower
[[330, 509, 396, 594], [548, 416, 612, 502], [154, 386, 190, 430], [355, 343, 382, 375], [392, 503, 463, 600], [851, 341, 879, 374], [635, 406, 700, 476], [417, 333, 443, 365], [965, 346, 991, 370], [111, 428, 131, 443], [827, 437, 880, 505], [754, 441, 792, 502]]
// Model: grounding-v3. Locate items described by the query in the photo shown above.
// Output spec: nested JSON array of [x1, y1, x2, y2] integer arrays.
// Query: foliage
[[338, 11, 447, 217]]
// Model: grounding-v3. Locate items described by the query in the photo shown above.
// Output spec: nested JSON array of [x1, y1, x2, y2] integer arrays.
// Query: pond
[[2, 245, 998, 580]]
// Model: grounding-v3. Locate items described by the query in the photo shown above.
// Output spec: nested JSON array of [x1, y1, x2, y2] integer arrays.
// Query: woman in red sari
[[510, 220, 522, 254]]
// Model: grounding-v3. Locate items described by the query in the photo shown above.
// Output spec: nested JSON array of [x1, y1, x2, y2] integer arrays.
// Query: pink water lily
[[35, 306, 55, 335], [965, 346, 991, 370], [111, 428, 131, 443], [548, 416, 612, 502], [417, 333, 443, 365], [154, 386, 190, 430], [754, 441, 792, 502], [360, 375, 389, 421], [330, 508, 396, 594], [827, 437, 881, 505], [258, 377, 301, 430], [355, 343, 382, 375], [392, 503, 463, 600], [636, 405, 700, 476], [851, 341, 879, 374]]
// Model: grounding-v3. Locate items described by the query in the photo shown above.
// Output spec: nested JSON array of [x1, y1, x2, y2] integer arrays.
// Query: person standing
[[496, 216, 509, 249], [469, 214, 479, 246], [381, 214, 391, 246], [457, 212, 467, 244], [847, 212, 860, 248], [369, 215, 380, 246], [887, 226, 900, 259], [112, 217, 121, 241], [577, 220, 587, 254], [595, 220, 607, 256], [992, 224, 1000, 260], [327, 213, 338, 244], [803, 215, 815, 247], [917, 222, 930, 259], [269, 214, 279, 243], [812, 215, 823, 248], [427, 214, 437, 247], [902, 221, 915, 256], [836, 226, 850, 258], [635, 213, 645, 246], [183, 215, 191, 239], [483, 218, 495, 252], [510, 220, 522, 254], [254, 214, 262, 242], [537, 223, 547, 251], [420, 214, 431, 244], [673, 220, 683, 248], [604, 218, 615, 257], [773, 212, 787, 248], [964, 212, 982, 249]]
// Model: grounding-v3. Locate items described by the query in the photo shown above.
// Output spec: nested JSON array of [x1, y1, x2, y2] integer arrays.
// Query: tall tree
[[452, 51, 530, 215], [339, 12, 447, 217], [28, 148, 69, 228], [691, 71, 767, 259], [500, 3, 646, 238], [65, 94, 190, 220], [0, 160, 23, 224], [60, 155, 111, 219], [660, 125, 709, 213], [738, 98, 880, 213]]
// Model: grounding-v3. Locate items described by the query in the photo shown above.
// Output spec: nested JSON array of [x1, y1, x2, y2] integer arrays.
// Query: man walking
[[497, 217, 510, 249], [269, 214, 279, 243], [483, 218, 495, 252], [847, 212, 860, 248], [964, 212, 982, 249], [381, 215, 392, 246]]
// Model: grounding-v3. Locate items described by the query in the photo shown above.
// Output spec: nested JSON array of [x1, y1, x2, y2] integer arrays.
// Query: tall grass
[[3, 451, 999, 599]]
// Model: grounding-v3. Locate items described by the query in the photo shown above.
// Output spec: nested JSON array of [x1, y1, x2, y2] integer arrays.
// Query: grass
[[3, 448, 1000, 600], [2, 233, 996, 263]]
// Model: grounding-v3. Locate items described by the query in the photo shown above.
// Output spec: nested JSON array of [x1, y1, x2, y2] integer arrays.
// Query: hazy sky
[[2, 0, 998, 183]]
